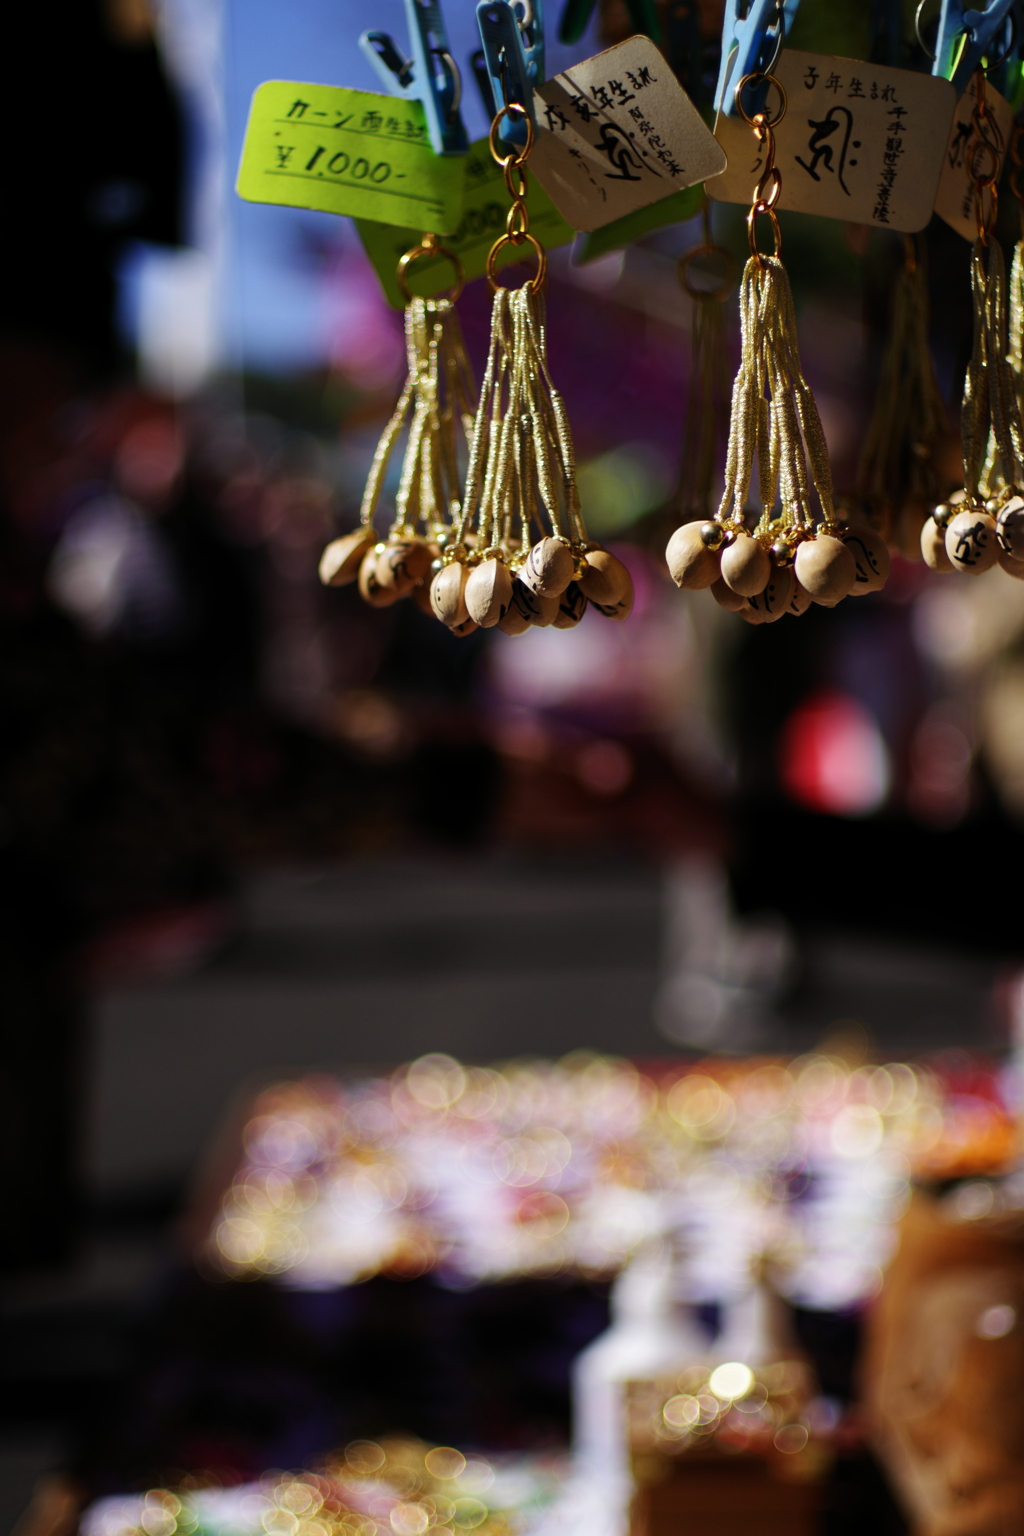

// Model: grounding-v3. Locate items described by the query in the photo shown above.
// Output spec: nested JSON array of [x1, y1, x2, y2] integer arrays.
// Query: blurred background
[[5, 0, 1024, 1531]]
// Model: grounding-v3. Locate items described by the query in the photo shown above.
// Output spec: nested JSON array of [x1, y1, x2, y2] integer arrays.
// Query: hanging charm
[[666, 72, 874, 622], [319, 233, 476, 614], [924, 73, 1024, 580], [431, 101, 634, 638], [854, 234, 949, 564]]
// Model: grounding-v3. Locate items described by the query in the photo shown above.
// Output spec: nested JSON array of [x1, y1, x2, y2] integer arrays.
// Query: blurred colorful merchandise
[[206, 1051, 1020, 1305], [81, 1437, 567, 1536]]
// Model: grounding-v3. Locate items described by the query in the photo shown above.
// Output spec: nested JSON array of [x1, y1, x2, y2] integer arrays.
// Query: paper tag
[[707, 50, 955, 234], [356, 139, 575, 309], [934, 77, 1013, 241], [529, 36, 726, 233], [236, 80, 465, 233]]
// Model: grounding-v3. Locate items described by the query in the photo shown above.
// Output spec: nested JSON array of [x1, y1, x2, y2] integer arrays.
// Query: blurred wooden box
[[630, 1448, 820, 1536]]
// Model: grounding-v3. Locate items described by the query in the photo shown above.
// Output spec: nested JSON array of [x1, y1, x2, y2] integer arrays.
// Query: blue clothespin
[[360, 0, 469, 156], [476, 0, 545, 146], [931, 0, 1017, 94], [714, 0, 802, 116]]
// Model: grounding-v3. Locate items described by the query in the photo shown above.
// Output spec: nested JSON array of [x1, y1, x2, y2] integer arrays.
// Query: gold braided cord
[[857, 240, 947, 511], [454, 286, 586, 564], [1010, 238, 1024, 426], [716, 255, 833, 538], [963, 238, 1024, 501], [359, 295, 476, 537]]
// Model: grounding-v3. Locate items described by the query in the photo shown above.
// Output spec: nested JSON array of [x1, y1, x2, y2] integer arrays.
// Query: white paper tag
[[934, 77, 1013, 241], [529, 36, 726, 233], [707, 49, 955, 234]]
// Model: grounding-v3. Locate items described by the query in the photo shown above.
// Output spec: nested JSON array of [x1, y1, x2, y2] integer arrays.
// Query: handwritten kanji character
[[825, 73, 841, 93], [848, 78, 865, 98], [795, 106, 859, 194], [544, 103, 569, 131], [804, 66, 819, 88], [287, 99, 310, 118], [594, 121, 648, 179], [362, 110, 383, 131]]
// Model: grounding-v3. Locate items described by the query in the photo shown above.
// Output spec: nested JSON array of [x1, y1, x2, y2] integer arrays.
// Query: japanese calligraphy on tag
[[356, 138, 575, 309], [707, 50, 955, 234], [236, 81, 465, 233], [528, 36, 726, 233], [934, 76, 1013, 241]]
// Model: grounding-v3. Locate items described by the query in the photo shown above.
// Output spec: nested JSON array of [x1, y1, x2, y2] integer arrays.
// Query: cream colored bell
[[999, 548, 1024, 579], [502, 578, 559, 630], [720, 531, 770, 596], [710, 577, 747, 612], [843, 525, 890, 593], [497, 595, 532, 635], [921, 516, 955, 572], [319, 530, 376, 587], [786, 576, 814, 616], [665, 522, 720, 590], [465, 559, 513, 627], [747, 565, 794, 623], [374, 536, 433, 596], [945, 508, 999, 574], [448, 615, 479, 638], [552, 582, 588, 629], [794, 534, 856, 604], [996, 497, 1024, 560], [519, 537, 574, 597], [358, 547, 402, 607], [579, 548, 634, 620], [430, 561, 471, 626]]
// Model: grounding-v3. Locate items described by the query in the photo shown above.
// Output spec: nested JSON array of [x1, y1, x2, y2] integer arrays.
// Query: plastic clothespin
[[476, 0, 545, 146], [360, 0, 469, 156], [714, 0, 802, 115], [931, 0, 1017, 94]]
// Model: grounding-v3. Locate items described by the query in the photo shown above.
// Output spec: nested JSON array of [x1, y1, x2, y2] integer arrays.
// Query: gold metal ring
[[489, 101, 535, 165], [735, 72, 787, 129], [396, 237, 465, 304], [678, 243, 738, 302], [486, 231, 547, 292], [503, 158, 529, 202]]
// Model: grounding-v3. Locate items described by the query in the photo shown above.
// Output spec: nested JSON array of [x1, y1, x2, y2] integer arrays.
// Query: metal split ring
[[678, 242, 739, 302], [486, 230, 547, 292], [397, 237, 465, 304], [735, 71, 787, 128]]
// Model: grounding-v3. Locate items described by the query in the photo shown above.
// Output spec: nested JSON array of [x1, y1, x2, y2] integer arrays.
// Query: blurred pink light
[[778, 689, 890, 817]]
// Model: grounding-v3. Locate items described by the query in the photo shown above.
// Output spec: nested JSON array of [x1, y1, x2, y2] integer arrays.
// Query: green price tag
[[236, 80, 466, 233], [355, 138, 576, 309]]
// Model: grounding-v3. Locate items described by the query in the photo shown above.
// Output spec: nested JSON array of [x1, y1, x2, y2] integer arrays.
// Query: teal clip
[[360, 0, 469, 156], [714, 0, 801, 115], [476, 0, 545, 146], [930, 0, 1017, 94]]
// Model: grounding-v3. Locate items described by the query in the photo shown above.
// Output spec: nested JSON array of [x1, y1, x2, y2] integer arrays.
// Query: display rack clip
[[476, 0, 545, 146], [360, 0, 469, 156]]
